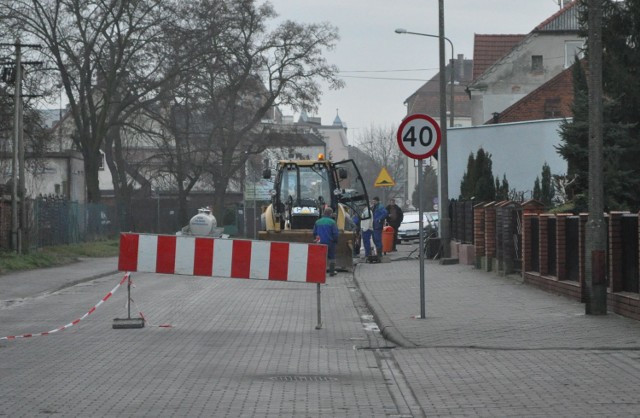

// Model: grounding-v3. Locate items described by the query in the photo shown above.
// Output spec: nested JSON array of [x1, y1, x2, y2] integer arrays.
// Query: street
[[0, 267, 415, 417], [3, 243, 640, 417]]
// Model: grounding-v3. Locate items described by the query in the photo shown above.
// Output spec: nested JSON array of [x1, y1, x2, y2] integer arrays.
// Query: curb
[[352, 262, 418, 349], [48, 270, 121, 296]]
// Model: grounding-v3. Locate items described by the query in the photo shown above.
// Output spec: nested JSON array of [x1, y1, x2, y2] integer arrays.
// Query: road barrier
[[119, 233, 327, 283], [118, 233, 328, 328]]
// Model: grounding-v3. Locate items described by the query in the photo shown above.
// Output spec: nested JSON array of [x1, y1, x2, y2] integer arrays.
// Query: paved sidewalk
[[353, 245, 640, 417], [0, 257, 119, 305], [354, 248, 640, 349]]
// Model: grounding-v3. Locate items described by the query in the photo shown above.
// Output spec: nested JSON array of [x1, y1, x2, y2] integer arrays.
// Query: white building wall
[[447, 119, 568, 199], [318, 127, 349, 162]]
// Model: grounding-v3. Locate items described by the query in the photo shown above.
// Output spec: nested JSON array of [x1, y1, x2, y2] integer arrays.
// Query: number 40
[[403, 126, 433, 147]]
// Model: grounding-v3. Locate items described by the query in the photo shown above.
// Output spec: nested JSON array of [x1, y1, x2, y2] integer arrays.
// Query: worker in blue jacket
[[313, 206, 340, 276], [371, 197, 388, 262]]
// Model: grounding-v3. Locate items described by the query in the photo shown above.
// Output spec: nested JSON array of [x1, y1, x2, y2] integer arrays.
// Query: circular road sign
[[396, 114, 442, 160]]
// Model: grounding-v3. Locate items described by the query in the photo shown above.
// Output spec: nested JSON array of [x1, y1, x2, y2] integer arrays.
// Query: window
[[544, 98, 561, 119], [565, 41, 584, 68], [531, 55, 543, 72]]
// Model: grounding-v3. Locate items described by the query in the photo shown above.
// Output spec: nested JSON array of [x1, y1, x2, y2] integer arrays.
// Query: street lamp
[[394, 28, 455, 128], [395, 16, 451, 260]]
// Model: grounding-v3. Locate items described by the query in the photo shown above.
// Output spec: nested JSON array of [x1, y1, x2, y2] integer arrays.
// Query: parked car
[[397, 211, 438, 242], [427, 211, 439, 230]]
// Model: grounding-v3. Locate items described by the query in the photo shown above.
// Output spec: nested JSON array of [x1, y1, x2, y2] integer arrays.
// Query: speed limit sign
[[396, 114, 441, 160]]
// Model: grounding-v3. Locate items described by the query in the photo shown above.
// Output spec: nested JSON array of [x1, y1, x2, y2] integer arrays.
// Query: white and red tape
[[0, 272, 130, 341]]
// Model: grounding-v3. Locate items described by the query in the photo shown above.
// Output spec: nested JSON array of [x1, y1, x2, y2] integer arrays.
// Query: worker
[[371, 197, 388, 262], [359, 206, 373, 260], [386, 198, 404, 252], [312, 206, 340, 276]]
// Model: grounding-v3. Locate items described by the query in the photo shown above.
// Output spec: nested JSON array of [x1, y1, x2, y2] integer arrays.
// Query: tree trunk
[[177, 183, 190, 228], [212, 178, 229, 225], [84, 154, 102, 204]]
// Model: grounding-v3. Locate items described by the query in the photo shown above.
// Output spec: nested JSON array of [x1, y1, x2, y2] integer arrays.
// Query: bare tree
[[1, 0, 184, 209], [147, 0, 343, 221], [353, 124, 405, 201], [2, 0, 342, 228]]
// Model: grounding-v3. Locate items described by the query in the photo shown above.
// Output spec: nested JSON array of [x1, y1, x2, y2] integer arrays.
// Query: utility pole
[[438, 0, 451, 259], [11, 38, 21, 253], [2, 38, 41, 254], [585, 0, 607, 315]]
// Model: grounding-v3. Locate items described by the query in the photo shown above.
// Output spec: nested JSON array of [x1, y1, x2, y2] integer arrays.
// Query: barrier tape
[[128, 285, 173, 328], [0, 272, 130, 341]]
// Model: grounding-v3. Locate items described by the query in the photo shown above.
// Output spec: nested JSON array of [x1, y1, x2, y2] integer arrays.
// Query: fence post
[[496, 203, 504, 274], [501, 202, 520, 275], [473, 202, 486, 269], [483, 202, 497, 272]]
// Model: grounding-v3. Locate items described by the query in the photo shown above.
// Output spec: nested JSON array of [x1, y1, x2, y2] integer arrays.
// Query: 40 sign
[[396, 114, 441, 160]]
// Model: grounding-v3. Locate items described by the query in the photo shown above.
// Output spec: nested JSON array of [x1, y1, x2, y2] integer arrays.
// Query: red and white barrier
[[0, 273, 130, 340], [118, 233, 327, 284]]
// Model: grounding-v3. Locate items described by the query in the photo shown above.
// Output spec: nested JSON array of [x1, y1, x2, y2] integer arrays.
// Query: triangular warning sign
[[374, 167, 395, 187]]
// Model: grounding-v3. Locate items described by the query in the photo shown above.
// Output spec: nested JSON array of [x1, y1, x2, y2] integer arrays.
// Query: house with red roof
[[402, 2, 579, 209], [466, 1, 582, 125]]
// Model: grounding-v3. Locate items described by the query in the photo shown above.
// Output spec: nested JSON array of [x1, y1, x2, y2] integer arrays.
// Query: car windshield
[[401, 211, 436, 225], [403, 213, 421, 223]]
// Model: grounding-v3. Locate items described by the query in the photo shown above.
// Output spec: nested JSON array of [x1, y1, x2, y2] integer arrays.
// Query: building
[[466, 1, 582, 125], [403, 1, 581, 206], [402, 55, 474, 202]]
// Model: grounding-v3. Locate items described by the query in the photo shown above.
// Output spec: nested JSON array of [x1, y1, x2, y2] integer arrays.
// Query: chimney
[[456, 54, 464, 83]]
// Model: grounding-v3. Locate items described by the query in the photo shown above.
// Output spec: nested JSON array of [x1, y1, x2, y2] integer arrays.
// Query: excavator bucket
[[258, 230, 355, 273]]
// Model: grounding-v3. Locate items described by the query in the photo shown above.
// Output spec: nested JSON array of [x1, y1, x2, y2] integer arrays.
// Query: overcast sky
[[267, 0, 565, 143]]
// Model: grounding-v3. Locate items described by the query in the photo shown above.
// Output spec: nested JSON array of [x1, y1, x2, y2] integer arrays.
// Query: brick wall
[[521, 211, 640, 322], [471, 201, 640, 321]]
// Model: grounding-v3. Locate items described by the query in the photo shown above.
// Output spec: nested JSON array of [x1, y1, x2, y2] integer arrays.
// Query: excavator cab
[[259, 156, 370, 271]]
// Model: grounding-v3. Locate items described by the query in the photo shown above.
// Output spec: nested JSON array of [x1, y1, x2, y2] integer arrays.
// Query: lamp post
[[394, 28, 455, 128], [395, 14, 452, 259]]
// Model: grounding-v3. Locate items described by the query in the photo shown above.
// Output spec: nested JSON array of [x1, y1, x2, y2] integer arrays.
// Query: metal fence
[[450, 199, 474, 244], [24, 197, 116, 250], [565, 217, 579, 281], [622, 215, 639, 293]]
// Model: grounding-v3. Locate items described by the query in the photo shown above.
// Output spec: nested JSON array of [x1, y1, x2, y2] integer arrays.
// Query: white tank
[[188, 208, 218, 236]]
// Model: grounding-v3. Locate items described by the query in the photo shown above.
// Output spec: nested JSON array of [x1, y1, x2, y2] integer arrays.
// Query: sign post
[[396, 114, 441, 319]]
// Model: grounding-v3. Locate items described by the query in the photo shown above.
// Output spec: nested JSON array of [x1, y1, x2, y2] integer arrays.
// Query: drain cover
[[269, 375, 338, 382]]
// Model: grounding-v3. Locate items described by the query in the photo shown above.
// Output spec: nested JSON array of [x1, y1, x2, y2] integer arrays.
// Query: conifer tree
[[557, 0, 640, 210]]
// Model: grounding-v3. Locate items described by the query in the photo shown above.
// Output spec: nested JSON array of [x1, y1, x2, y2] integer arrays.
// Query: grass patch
[[0, 239, 119, 275]]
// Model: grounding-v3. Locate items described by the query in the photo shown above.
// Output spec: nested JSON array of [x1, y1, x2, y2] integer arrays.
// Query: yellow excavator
[[258, 154, 371, 271]]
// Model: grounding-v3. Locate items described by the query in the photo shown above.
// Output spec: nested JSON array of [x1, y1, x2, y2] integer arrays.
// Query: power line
[[339, 67, 440, 74], [339, 75, 429, 81]]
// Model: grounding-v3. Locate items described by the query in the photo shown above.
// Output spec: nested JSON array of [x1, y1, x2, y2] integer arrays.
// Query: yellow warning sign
[[374, 167, 395, 187]]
